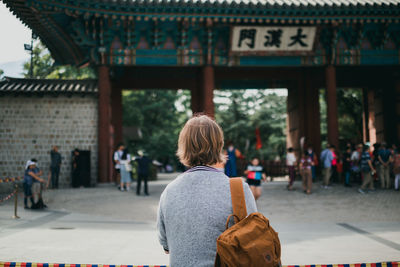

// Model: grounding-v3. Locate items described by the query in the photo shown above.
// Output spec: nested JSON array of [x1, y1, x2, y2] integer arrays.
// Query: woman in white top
[[119, 149, 132, 191], [286, 147, 297, 190]]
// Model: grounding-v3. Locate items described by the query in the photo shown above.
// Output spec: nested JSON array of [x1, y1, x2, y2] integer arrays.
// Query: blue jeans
[[345, 171, 351, 185], [311, 166, 316, 181]]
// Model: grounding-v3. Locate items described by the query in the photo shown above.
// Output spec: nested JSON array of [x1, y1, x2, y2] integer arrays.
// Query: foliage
[[122, 90, 190, 166], [319, 88, 363, 149], [23, 41, 96, 79], [0, 69, 3, 79], [337, 88, 363, 143], [215, 90, 287, 161]]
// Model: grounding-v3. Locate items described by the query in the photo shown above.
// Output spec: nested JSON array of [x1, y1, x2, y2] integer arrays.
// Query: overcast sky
[[0, 2, 31, 64]]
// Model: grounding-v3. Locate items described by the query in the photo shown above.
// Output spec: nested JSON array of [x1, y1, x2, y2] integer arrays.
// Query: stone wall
[[0, 95, 98, 188]]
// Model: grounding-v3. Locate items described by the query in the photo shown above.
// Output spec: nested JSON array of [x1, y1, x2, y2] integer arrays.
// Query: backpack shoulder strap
[[229, 178, 248, 223]]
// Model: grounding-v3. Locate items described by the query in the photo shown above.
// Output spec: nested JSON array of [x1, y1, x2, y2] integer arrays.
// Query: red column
[[201, 65, 215, 118], [362, 88, 369, 143], [286, 86, 299, 151], [111, 86, 123, 145], [367, 88, 377, 144], [325, 65, 339, 148], [98, 66, 112, 183], [190, 86, 202, 115], [305, 85, 322, 156]]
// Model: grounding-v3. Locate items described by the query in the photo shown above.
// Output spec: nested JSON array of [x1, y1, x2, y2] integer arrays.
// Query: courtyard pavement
[[0, 173, 399, 265]]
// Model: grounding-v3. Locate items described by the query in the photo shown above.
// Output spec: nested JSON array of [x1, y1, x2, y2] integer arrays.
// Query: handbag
[[124, 162, 132, 172]]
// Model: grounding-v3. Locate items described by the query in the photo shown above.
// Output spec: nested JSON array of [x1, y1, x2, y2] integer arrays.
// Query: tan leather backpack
[[215, 178, 281, 267]]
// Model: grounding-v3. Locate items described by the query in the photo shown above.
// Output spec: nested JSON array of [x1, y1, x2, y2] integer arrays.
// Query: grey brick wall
[[0, 96, 98, 188]]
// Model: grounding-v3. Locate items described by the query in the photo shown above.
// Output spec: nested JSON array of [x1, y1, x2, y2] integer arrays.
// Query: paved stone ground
[[0, 173, 399, 265]]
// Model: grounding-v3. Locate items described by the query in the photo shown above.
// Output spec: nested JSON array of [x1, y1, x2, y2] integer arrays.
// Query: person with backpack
[[157, 115, 258, 266]]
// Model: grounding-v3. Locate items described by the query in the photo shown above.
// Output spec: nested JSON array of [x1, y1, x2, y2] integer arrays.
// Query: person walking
[[358, 144, 376, 194], [377, 142, 392, 189], [300, 151, 313, 194], [286, 147, 297, 190], [135, 150, 151, 196], [119, 149, 132, 191], [320, 144, 334, 189], [50, 146, 62, 189], [244, 157, 267, 200], [157, 115, 257, 266]]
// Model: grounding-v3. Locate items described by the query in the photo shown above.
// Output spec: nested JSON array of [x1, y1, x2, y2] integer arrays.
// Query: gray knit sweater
[[157, 169, 258, 267]]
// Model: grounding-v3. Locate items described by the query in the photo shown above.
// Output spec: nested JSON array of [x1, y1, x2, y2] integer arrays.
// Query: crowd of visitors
[[284, 141, 400, 194]]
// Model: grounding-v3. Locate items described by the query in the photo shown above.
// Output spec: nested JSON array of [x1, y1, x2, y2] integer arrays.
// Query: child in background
[[244, 157, 267, 200], [299, 151, 313, 194]]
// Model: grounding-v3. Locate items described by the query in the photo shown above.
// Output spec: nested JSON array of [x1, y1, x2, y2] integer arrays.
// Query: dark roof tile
[[0, 77, 98, 95]]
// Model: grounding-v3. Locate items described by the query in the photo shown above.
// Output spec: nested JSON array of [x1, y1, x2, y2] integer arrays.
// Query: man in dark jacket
[[50, 146, 62, 189], [136, 150, 151, 196]]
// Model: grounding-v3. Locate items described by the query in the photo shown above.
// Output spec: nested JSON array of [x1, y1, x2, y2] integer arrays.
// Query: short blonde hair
[[177, 115, 225, 167]]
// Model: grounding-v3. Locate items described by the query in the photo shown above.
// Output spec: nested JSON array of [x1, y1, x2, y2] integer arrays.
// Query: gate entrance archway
[[4, 0, 400, 182]]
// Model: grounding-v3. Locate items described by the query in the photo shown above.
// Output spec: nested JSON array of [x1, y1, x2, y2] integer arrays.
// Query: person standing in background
[[119, 149, 132, 191], [359, 144, 376, 194], [136, 150, 151, 196], [351, 144, 362, 183], [307, 145, 318, 182], [50, 146, 62, 189], [286, 147, 297, 191], [299, 151, 313, 194], [343, 147, 352, 187], [378, 142, 392, 189], [113, 143, 125, 189], [393, 148, 400, 191], [224, 142, 243, 177], [24, 160, 45, 209], [320, 144, 334, 189], [71, 149, 81, 188]]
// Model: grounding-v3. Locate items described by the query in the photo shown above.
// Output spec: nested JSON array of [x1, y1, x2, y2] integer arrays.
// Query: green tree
[[215, 89, 287, 161], [319, 88, 363, 149], [0, 69, 3, 79], [123, 90, 189, 166], [23, 41, 95, 79]]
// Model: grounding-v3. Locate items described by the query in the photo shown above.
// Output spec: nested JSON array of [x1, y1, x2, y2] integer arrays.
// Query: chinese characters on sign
[[231, 27, 316, 52]]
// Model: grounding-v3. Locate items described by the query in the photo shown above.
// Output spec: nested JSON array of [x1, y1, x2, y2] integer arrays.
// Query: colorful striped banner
[[1, 262, 398, 267]]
